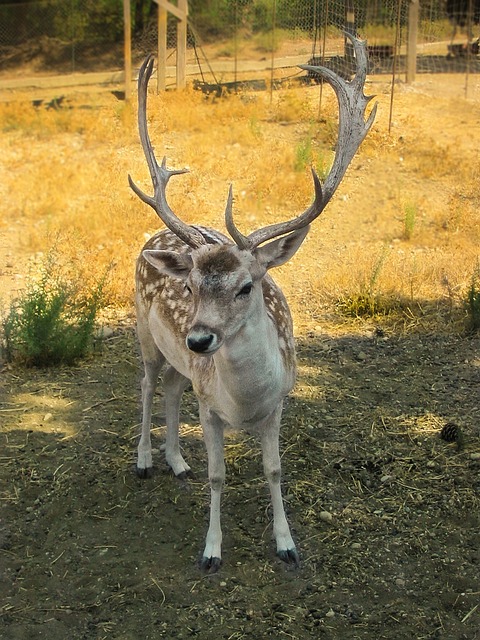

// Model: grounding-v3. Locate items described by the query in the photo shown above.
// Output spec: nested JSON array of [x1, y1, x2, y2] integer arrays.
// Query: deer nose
[[186, 327, 218, 354]]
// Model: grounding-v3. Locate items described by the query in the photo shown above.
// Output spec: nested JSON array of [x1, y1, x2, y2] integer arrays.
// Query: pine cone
[[440, 423, 464, 450]]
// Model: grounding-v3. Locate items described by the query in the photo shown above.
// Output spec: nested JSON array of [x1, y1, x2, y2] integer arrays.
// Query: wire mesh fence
[[0, 0, 479, 89]]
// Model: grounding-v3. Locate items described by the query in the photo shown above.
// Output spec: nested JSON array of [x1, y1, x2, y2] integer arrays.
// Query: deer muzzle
[[186, 325, 223, 354]]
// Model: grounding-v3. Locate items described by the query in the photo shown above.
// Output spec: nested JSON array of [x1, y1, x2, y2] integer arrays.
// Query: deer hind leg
[[261, 406, 299, 566], [199, 404, 225, 573], [163, 366, 191, 478]]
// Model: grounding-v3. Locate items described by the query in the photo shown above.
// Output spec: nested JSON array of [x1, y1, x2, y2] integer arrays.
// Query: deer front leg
[[199, 405, 225, 573], [261, 406, 299, 566], [137, 357, 164, 478], [163, 366, 191, 478]]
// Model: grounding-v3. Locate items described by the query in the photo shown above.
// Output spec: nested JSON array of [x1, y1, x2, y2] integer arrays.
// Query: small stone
[[357, 351, 367, 361], [470, 453, 480, 460], [96, 326, 115, 339], [351, 542, 361, 550], [326, 608, 335, 618], [380, 475, 393, 483], [319, 511, 333, 523], [43, 413, 53, 423]]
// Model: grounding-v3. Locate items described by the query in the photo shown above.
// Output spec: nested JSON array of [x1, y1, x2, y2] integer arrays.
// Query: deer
[[129, 33, 376, 573]]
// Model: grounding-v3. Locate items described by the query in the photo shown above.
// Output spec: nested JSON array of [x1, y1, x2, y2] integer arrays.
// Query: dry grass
[[0, 76, 478, 335]]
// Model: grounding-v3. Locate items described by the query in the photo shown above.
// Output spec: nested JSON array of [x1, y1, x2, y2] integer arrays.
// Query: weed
[[294, 137, 312, 172], [402, 202, 417, 240], [294, 133, 332, 177], [1, 249, 109, 367], [336, 246, 392, 318], [465, 261, 480, 332]]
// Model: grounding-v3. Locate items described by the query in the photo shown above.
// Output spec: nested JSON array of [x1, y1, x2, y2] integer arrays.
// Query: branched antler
[[130, 34, 376, 252], [226, 32, 377, 250], [128, 55, 206, 249]]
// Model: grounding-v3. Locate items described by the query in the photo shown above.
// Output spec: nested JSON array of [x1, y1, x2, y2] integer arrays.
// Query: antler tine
[[128, 55, 206, 249], [224, 185, 250, 249], [234, 33, 376, 251]]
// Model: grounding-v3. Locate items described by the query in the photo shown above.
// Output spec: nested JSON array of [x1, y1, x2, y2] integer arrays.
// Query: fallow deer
[[129, 34, 376, 572]]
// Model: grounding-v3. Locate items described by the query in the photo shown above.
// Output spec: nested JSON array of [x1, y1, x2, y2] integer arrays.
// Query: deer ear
[[142, 250, 193, 280], [253, 226, 309, 270]]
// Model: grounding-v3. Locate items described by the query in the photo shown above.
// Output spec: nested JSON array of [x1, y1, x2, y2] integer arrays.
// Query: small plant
[[294, 134, 332, 177], [402, 202, 417, 240], [465, 261, 480, 332], [1, 250, 108, 366], [336, 246, 391, 318], [294, 137, 312, 172]]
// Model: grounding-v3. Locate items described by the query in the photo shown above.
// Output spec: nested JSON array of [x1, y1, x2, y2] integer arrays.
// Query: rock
[[319, 511, 333, 523]]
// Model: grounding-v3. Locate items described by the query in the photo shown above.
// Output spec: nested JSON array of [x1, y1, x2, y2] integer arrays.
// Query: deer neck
[[192, 292, 295, 427]]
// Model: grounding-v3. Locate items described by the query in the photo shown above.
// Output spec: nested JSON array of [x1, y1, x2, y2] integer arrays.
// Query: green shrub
[[402, 202, 417, 240], [466, 262, 480, 332], [2, 251, 108, 367]]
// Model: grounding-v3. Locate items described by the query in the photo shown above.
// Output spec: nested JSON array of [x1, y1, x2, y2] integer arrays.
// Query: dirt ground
[[1, 69, 480, 639]]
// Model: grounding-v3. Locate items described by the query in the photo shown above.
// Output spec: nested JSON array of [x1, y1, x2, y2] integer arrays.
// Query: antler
[[128, 55, 206, 249], [226, 33, 377, 250]]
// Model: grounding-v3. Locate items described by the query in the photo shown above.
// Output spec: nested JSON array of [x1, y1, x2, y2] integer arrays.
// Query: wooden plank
[[157, 3, 167, 92], [176, 0, 187, 89], [156, 0, 187, 22], [407, 0, 419, 84], [123, 0, 132, 100]]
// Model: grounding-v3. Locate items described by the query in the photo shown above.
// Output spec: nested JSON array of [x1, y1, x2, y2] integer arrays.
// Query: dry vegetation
[[1, 75, 479, 332], [1, 72, 480, 640]]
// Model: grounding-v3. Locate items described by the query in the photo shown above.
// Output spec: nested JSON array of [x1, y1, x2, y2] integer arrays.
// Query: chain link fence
[[0, 1, 479, 89]]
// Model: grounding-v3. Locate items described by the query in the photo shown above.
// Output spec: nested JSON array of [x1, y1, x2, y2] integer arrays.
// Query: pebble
[[325, 608, 335, 618], [470, 453, 480, 460], [96, 326, 115, 339], [351, 542, 361, 550], [43, 413, 53, 423], [319, 511, 333, 523]]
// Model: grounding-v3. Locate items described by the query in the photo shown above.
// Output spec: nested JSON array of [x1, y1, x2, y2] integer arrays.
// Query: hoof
[[277, 547, 300, 567], [199, 555, 222, 573], [175, 469, 195, 481], [136, 465, 153, 479]]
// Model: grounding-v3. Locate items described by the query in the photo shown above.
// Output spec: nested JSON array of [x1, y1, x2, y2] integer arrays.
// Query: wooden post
[[406, 0, 419, 83], [123, 0, 132, 100], [344, 0, 355, 64], [157, 1, 167, 91], [155, 0, 188, 90], [176, 0, 188, 89]]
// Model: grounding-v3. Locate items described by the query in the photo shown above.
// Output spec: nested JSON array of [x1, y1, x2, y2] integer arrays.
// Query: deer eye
[[237, 282, 253, 298]]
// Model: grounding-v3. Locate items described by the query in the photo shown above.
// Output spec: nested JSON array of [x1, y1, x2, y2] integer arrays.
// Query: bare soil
[[1, 73, 480, 640]]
